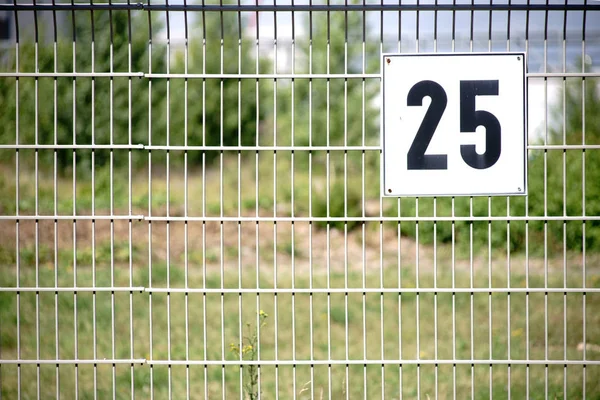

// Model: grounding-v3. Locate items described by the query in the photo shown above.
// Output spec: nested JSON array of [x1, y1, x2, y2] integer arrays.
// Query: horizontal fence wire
[[1, 2, 600, 11], [1, 287, 599, 293], [1, 72, 600, 78], [2, 144, 600, 150], [1, 359, 598, 366], [1, 216, 600, 222]]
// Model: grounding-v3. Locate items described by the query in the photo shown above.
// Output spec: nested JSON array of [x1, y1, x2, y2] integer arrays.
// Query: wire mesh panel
[[0, 1, 599, 399]]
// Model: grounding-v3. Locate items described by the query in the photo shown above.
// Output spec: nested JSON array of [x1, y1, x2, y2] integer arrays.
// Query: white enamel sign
[[382, 53, 527, 197]]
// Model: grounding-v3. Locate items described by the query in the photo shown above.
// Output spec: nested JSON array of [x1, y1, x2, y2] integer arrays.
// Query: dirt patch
[[0, 215, 420, 272], [2, 214, 597, 277]]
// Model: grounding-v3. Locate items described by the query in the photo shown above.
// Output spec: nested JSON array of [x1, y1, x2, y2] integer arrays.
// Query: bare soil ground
[[1, 213, 596, 276]]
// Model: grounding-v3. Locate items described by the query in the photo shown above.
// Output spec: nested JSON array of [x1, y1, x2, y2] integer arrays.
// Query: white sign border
[[380, 52, 528, 198]]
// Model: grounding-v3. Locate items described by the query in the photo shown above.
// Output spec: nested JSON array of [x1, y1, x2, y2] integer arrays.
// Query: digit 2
[[406, 80, 448, 170]]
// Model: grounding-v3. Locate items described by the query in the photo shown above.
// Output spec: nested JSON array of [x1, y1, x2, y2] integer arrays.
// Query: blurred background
[[0, 1, 599, 398]]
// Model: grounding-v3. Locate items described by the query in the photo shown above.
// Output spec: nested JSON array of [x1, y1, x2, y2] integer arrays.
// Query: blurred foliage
[[527, 75, 600, 252], [169, 9, 266, 164], [0, 6, 598, 253], [395, 74, 600, 254], [0, 10, 166, 170], [0, 6, 265, 170], [273, 9, 379, 148], [272, 8, 380, 230]]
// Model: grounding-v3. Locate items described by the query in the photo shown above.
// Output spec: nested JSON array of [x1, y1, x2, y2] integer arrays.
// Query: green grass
[[3, 149, 598, 260], [1, 160, 600, 398], [1, 262, 599, 399], [0, 151, 379, 220]]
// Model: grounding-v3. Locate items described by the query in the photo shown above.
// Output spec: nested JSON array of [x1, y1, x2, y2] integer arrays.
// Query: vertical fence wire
[[147, 5, 155, 399], [579, 3, 586, 395]]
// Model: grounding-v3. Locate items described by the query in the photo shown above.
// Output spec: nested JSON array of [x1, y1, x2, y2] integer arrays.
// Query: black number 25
[[406, 80, 501, 170]]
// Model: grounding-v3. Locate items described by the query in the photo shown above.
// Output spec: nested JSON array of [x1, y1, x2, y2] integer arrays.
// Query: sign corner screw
[[386, 58, 391, 65]]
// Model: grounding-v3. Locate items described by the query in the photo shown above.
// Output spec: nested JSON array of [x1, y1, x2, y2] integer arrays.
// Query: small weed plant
[[230, 310, 268, 400]]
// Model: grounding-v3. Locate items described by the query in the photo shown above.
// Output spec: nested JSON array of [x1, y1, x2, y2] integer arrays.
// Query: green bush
[[524, 76, 600, 252], [392, 75, 600, 254], [0, 7, 267, 171], [0, 11, 166, 170], [169, 10, 267, 165], [273, 6, 380, 232]]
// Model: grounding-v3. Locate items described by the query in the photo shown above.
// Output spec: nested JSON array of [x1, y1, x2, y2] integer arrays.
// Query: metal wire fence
[[0, 0, 599, 399]]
